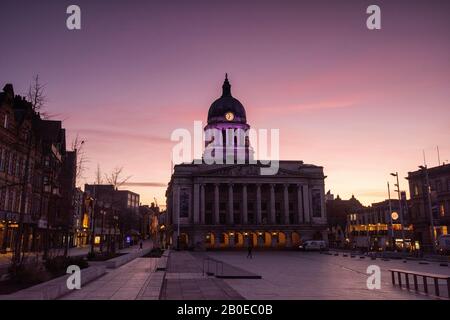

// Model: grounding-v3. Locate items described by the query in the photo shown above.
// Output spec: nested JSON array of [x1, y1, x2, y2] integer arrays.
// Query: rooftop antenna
[[437, 145, 441, 166]]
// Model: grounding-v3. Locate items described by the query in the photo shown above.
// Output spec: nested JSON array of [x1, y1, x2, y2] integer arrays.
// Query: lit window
[[440, 204, 445, 217], [3, 114, 8, 129], [414, 185, 419, 196]]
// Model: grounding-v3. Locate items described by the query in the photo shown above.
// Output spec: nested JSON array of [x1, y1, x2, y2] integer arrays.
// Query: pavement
[[160, 251, 244, 300], [61, 257, 158, 300], [204, 251, 450, 300], [5, 246, 450, 300], [60, 240, 156, 300]]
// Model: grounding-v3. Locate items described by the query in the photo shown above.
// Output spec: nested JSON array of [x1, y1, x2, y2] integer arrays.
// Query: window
[[440, 204, 445, 217], [311, 189, 322, 218], [15, 158, 21, 177], [0, 147, 4, 171], [179, 188, 189, 218], [3, 113, 8, 129], [436, 180, 442, 192], [8, 153, 14, 175]]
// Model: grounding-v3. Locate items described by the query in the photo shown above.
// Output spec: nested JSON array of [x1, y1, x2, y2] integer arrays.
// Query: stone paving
[[61, 257, 158, 300], [160, 251, 244, 300], [204, 251, 450, 300], [42, 248, 450, 300]]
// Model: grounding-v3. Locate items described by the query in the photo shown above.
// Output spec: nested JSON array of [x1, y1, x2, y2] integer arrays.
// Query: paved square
[[204, 251, 450, 300]]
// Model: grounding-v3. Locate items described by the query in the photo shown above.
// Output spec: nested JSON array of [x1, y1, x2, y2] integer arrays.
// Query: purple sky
[[1, 0, 449, 206]]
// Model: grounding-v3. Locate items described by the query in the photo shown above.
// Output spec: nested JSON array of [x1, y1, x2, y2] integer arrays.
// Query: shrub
[[44, 256, 89, 275], [8, 263, 50, 285], [87, 251, 96, 260], [145, 247, 164, 257]]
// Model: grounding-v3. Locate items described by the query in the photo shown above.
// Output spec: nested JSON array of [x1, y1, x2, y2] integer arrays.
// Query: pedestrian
[[247, 244, 253, 259], [139, 241, 143, 250]]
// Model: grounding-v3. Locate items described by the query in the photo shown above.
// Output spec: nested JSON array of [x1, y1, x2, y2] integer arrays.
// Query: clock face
[[225, 112, 234, 121]]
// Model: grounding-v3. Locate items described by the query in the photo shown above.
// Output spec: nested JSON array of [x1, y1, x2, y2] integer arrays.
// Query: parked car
[[299, 240, 328, 251], [437, 234, 450, 255]]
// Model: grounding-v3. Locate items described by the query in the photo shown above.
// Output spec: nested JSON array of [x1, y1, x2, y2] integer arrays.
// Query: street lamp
[[419, 165, 436, 253], [390, 172, 405, 252], [387, 182, 394, 250]]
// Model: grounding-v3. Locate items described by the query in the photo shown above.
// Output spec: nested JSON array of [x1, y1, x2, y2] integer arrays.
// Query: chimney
[[3, 84, 14, 99]]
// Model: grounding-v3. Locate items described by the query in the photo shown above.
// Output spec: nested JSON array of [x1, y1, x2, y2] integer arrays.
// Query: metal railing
[[389, 268, 450, 299], [202, 257, 223, 277]]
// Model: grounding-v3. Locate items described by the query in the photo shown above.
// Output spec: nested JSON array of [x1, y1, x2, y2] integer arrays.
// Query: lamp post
[[100, 208, 106, 253], [387, 182, 394, 250], [419, 165, 436, 253], [390, 172, 405, 252]]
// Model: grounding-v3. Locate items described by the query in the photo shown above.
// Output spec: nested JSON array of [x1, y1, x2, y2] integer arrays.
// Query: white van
[[299, 240, 328, 251], [437, 234, 450, 254]]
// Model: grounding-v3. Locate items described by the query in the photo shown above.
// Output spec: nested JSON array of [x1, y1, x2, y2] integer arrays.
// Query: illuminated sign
[[391, 212, 399, 221]]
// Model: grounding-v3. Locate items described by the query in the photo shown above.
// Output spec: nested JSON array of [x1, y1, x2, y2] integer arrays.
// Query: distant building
[[347, 198, 413, 251], [84, 184, 140, 248], [407, 164, 450, 251], [72, 187, 90, 247], [326, 193, 365, 248], [0, 84, 75, 254]]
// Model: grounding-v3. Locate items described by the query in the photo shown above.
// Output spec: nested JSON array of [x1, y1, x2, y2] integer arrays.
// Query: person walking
[[139, 240, 143, 250], [247, 244, 253, 259]]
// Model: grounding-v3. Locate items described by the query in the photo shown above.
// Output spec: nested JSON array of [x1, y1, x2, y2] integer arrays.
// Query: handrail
[[389, 268, 450, 299], [202, 257, 223, 276]]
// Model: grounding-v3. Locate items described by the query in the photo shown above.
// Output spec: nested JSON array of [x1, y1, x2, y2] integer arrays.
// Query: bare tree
[[71, 134, 88, 187], [27, 75, 47, 112], [105, 166, 132, 189]]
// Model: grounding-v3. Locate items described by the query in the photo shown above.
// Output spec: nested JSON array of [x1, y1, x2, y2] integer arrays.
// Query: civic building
[[166, 76, 327, 249]]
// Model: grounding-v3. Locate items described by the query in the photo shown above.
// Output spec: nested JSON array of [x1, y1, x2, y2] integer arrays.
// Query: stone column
[[303, 184, 311, 223], [200, 184, 206, 224], [271, 233, 277, 247], [257, 233, 264, 247], [270, 184, 276, 224], [244, 234, 250, 247], [285, 231, 292, 248], [172, 184, 180, 226], [214, 183, 220, 224], [172, 184, 180, 249], [228, 183, 234, 225], [214, 233, 221, 248], [256, 184, 262, 224], [193, 183, 200, 224], [283, 184, 290, 225], [229, 233, 235, 248], [297, 184, 304, 224], [320, 187, 326, 219], [242, 184, 248, 224]]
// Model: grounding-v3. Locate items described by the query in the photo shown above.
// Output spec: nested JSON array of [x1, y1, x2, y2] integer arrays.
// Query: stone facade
[[165, 76, 327, 249], [407, 164, 450, 251]]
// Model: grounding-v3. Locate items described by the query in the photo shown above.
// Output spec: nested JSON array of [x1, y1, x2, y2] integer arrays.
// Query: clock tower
[[204, 74, 254, 163]]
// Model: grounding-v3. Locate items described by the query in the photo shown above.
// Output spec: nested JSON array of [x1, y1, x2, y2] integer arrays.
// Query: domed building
[[166, 75, 327, 250]]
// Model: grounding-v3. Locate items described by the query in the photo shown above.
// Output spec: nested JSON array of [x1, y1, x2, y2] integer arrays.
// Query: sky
[[1, 0, 449, 207]]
